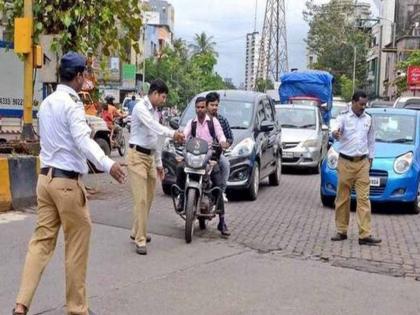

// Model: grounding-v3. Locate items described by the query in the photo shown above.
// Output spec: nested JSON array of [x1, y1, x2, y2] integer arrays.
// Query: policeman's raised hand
[[333, 128, 342, 140], [110, 161, 127, 184], [173, 131, 185, 143]]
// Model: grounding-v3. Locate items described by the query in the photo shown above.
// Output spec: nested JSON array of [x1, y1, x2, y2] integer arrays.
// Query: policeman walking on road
[[13, 52, 127, 315], [128, 79, 184, 255], [331, 91, 381, 246]]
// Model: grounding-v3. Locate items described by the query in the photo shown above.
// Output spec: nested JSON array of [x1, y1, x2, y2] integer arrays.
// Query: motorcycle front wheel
[[185, 189, 198, 243], [117, 133, 126, 157]]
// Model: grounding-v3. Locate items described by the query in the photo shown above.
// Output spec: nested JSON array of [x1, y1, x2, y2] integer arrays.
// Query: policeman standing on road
[[331, 91, 381, 246], [13, 52, 127, 315], [128, 79, 184, 255]]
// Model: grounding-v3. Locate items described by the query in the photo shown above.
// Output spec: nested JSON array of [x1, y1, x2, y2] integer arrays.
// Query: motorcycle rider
[[206, 92, 233, 203], [176, 97, 231, 236], [104, 95, 125, 144]]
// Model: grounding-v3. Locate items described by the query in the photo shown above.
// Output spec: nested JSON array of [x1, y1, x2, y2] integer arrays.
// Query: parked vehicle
[[275, 104, 329, 173], [170, 139, 224, 243], [279, 70, 334, 125], [162, 90, 282, 201], [321, 108, 420, 213], [368, 100, 394, 108], [393, 96, 420, 110]]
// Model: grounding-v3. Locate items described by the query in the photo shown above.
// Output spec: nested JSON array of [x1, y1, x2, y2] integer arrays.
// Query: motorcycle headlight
[[394, 152, 413, 174], [163, 138, 176, 154], [186, 153, 206, 168], [301, 138, 320, 148], [327, 147, 339, 169], [230, 138, 255, 157]]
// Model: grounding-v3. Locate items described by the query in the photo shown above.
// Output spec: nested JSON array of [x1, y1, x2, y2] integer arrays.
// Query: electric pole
[[257, 0, 289, 83]]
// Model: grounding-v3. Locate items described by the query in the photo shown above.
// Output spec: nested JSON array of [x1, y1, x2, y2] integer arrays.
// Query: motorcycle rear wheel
[[117, 133, 126, 157], [185, 189, 197, 243]]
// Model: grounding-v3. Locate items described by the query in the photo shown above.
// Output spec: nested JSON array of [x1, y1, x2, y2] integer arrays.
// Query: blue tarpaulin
[[279, 70, 334, 124]]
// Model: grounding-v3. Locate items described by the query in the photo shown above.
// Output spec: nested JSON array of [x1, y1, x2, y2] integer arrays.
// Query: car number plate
[[283, 152, 294, 158], [369, 177, 380, 187]]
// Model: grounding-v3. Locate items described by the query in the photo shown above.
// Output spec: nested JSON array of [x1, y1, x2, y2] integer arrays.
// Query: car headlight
[[327, 147, 339, 169], [301, 138, 320, 148], [230, 138, 255, 157], [163, 138, 176, 154], [393, 152, 413, 174], [186, 153, 206, 168]]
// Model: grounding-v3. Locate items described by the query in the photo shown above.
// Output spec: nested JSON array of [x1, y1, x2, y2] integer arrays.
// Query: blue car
[[320, 108, 420, 214]]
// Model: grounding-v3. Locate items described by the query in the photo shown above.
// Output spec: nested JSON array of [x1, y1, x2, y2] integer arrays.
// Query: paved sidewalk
[[1, 212, 420, 315]]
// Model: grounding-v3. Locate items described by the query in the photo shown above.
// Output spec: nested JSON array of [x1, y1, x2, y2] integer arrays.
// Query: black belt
[[129, 144, 153, 155], [339, 153, 367, 162], [40, 167, 80, 179]]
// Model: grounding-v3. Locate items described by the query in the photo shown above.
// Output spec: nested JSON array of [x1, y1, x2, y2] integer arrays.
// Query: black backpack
[[191, 118, 217, 142]]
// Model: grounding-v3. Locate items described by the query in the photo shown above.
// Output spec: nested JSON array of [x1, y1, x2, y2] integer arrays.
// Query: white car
[[393, 96, 420, 110]]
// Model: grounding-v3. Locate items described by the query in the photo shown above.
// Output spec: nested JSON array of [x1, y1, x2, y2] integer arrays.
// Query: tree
[[304, 0, 370, 94], [144, 37, 227, 109], [394, 51, 420, 96], [189, 32, 218, 56], [255, 78, 274, 92], [0, 0, 143, 61], [339, 75, 358, 102]]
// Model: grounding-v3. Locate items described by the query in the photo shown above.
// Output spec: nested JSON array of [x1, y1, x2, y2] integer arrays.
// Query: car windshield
[[276, 107, 317, 129], [331, 104, 348, 119], [373, 114, 416, 144], [180, 99, 254, 129]]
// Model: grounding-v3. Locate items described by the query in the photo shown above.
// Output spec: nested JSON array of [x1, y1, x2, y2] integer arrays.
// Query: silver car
[[275, 104, 329, 173]]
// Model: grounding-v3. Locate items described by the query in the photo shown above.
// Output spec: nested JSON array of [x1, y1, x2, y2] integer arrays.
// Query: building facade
[[244, 31, 260, 91]]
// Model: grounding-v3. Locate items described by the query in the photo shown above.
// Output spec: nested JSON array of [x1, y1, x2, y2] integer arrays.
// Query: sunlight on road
[[0, 212, 27, 224]]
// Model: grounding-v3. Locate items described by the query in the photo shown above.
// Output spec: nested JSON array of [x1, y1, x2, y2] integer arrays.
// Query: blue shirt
[[127, 100, 137, 115]]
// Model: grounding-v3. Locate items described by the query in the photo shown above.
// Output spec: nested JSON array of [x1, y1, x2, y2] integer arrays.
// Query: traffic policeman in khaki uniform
[[128, 79, 184, 255], [331, 91, 382, 246], [13, 52, 126, 315]]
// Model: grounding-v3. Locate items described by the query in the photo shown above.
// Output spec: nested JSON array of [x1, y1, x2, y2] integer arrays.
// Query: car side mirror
[[321, 124, 329, 131], [169, 117, 180, 130], [260, 120, 274, 132]]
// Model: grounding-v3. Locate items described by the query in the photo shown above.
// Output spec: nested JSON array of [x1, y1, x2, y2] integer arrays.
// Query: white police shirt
[[129, 96, 175, 167], [334, 108, 375, 159], [38, 84, 115, 174]]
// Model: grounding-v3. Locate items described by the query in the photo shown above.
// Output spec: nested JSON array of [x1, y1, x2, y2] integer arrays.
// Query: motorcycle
[[171, 138, 224, 243], [112, 117, 127, 157]]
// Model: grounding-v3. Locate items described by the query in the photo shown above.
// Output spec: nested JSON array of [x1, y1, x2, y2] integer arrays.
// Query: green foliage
[[255, 78, 274, 92], [189, 32, 218, 56], [394, 51, 420, 96], [0, 0, 143, 61], [304, 0, 369, 93], [145, 35, 229, 109], [339, 75, 358, 102]]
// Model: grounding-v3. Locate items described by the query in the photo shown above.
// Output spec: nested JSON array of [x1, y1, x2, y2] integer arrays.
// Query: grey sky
[[170, 0, 378, 86]]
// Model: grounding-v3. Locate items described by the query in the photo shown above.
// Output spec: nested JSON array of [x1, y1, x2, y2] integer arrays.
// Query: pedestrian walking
[[128, 79, 184, 255], [331, 91, 381, 246], [12, 52, 127, 315]]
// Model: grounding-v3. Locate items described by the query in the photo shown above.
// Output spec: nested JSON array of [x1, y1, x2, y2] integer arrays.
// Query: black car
[[162, 90, 282, 200]]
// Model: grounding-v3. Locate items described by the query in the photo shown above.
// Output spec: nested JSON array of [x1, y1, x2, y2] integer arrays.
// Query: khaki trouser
[[16, 172, 91, 315], [335, 157, 372, 239], [128, 148, 156, 246]]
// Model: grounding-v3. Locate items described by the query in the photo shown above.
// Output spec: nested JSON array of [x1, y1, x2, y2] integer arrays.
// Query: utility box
[[33, 45, 43, 68], [14, 18, 32, 53]]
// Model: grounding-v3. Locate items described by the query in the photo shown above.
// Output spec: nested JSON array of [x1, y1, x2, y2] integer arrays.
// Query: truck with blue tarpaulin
[[279, 70, 334, 124]]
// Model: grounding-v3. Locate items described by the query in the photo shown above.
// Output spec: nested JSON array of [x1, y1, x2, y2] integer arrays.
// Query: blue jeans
[[219, 154, 230, 193]]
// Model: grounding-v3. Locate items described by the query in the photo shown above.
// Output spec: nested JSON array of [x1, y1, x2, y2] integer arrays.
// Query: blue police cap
[[60, 51, 86, 69]]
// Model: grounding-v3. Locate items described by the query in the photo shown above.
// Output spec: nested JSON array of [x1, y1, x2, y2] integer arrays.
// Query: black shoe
[[359, 236, 382, 246], [331, 233, 347, 241], [130, 235, 151, 243], [217, 223, 231, 237], [136, 244, 147, 255]]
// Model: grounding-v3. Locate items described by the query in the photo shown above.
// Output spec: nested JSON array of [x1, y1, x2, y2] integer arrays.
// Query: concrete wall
[[0, 155, 39, 212]]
